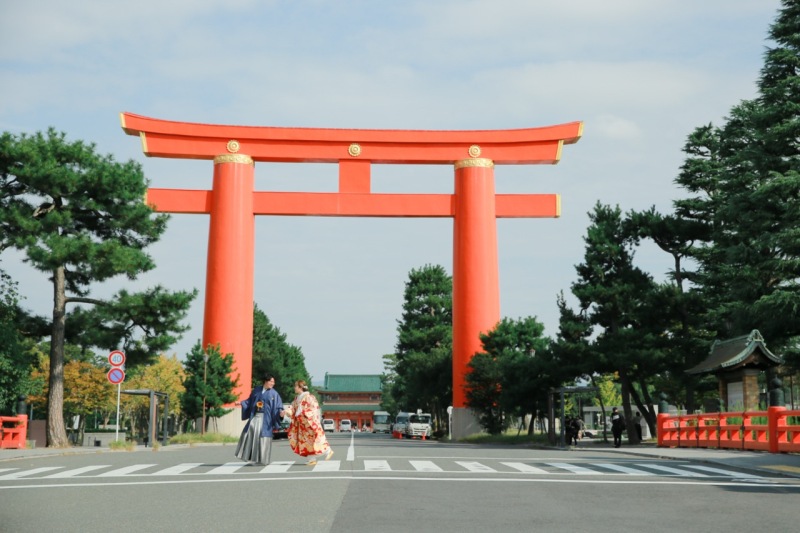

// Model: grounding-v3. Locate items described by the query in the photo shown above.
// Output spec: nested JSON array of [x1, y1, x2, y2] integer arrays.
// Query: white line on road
[[546, 462, 600, 475], [346, 432, 355, 462], [44, 465, 111, 478], [0, 467, 62, 479], [680, 464, 762, 478], [455, 461, 497, 473], [410, 461, 443, 472], [312, 461, 341, 472], [151, 463, 203, 476], [364, 460, 392, 471], [97, 464, 158, 477], [260, 461, 294, 473], [501, 462, 549, 474], [204, 462, 248, 475], [636, 464, 708, 477], [590, 463, 654, 475]]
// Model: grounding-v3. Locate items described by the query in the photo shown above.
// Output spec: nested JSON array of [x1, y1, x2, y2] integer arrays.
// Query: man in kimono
[[235, 373, 285, 465]]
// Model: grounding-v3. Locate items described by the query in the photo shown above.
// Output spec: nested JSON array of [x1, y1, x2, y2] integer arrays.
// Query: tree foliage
[[0, 267, 32, 414], [465, 317, 550, 435], [0, 129, 196, 446], [251, 304, 311, 400], [181, 343, 238, 430], [389, 264, 453, 432]]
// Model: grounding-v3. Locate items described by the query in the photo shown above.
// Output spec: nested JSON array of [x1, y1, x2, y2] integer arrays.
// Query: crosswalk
[[0, 460, 763, 481]]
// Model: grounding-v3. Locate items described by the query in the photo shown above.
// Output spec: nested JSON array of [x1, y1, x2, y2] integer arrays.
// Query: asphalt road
[[1, 433, 798, 533]]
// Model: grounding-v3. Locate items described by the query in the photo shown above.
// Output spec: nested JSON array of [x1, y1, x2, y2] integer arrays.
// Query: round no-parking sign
[[107, 367, 126, 384]]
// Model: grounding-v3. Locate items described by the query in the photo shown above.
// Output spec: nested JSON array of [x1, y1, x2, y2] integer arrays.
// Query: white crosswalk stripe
[[204, 462, 248, 475], [261, 461, 294, 473], [547, 462, 601, 475], [0, 467, 62, 479], [679, 464, 762, 478], [97, 464, 158, 477], [636, 463, 708, 477], [364, 460, 392, 471], [456, 461, 497, 473], [501, 462, 550, 474], [410, 460, 443, 472], [44, 465, 111, 478], [0, 460, 766, 480], [312, 460, 340, 472], [590, 463, 654, 475], [151, 463, 203, 476]]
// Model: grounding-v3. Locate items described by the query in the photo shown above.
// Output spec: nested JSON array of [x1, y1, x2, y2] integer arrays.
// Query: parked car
[[322, 419, 336, 433], [339, 419, 352, 432], [273, 418, 291, 440]]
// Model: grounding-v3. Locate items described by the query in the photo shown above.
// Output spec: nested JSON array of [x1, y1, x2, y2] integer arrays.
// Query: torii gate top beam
[[120, 113, 583, 165]]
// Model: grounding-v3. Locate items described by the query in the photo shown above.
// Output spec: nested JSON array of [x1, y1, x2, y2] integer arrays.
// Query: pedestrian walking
[[633, 411, 643, 442], [235, 373, 285, 465], [611, 407, 625, 448], [286, 380, 334, 465]]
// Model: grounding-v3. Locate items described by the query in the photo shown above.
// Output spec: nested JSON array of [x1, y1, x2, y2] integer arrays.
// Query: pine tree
[[0, 129, 195, 446], [393, 264, 452, 430]]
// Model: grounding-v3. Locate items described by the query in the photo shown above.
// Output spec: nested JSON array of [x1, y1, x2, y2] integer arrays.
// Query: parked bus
[[372, 411, 391, 433]]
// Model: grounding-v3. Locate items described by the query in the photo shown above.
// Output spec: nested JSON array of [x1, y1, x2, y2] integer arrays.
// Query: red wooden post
[[452, 158, 500, 409], [202, 155, 255, 399]]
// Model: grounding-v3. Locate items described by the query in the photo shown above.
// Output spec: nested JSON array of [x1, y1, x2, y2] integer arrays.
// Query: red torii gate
[[120, 112, 582, 436]]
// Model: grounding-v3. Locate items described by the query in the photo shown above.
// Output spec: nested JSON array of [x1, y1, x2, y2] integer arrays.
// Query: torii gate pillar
[[452, 159, 500, 435], [120, 113, 582, 439], [203, 156, 256, 393]]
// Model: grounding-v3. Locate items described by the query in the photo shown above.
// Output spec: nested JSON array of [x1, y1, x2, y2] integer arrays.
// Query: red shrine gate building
[[318, 374, 383, 431], [120, 113, 582, 438]]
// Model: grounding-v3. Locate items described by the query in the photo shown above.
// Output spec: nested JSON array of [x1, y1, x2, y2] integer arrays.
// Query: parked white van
[[322, 419, 335, 433], [339, 419, 352, 432]]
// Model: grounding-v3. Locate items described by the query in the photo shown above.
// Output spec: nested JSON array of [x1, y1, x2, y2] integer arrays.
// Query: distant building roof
[[686, 330, 784, 375], [322, 374, 382, 392]]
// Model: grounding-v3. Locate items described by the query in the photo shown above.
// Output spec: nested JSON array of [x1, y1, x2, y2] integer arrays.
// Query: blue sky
[[0, 0, 783, 383]]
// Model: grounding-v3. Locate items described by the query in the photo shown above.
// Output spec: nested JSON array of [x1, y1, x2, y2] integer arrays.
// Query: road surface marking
[[410, 460, 443, 472], [0, 467, 62, 479], [547, 462, 600, 475], [97, 464, 158, 477], [501, 462, 550, 474], [261, 461, 294, 473], [456, 461, 497, 473], [364, 460, 392, 471], [680, 464, 761, 478], [44, 465, 111, 478], [312, 461, 341, 472], [636, 464, 708, 477], [151, 463, 204, 476], [347, 432, 355, 461], [590, 463, 654, 475], [204, 462, 249, 475]]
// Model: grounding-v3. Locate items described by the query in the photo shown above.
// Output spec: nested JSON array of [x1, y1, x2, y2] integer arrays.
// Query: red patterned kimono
[[288, 392, 331, 457]]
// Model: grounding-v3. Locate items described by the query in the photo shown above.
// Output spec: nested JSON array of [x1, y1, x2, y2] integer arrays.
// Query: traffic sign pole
[[115, 383, 121, 442], [107, 351, 126, 442]]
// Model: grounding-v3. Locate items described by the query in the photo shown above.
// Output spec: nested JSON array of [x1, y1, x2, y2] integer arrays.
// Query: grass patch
[[109, 439, 136, 451], [168, 432, 239, 445]]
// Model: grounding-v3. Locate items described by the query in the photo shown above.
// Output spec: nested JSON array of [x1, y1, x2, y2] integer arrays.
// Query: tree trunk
[[619, 371, 634, 444], [47, 266, 69, 447]]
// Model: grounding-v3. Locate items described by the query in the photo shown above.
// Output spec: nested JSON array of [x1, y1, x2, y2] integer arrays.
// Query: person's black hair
[[262, 373, 275, 383]]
